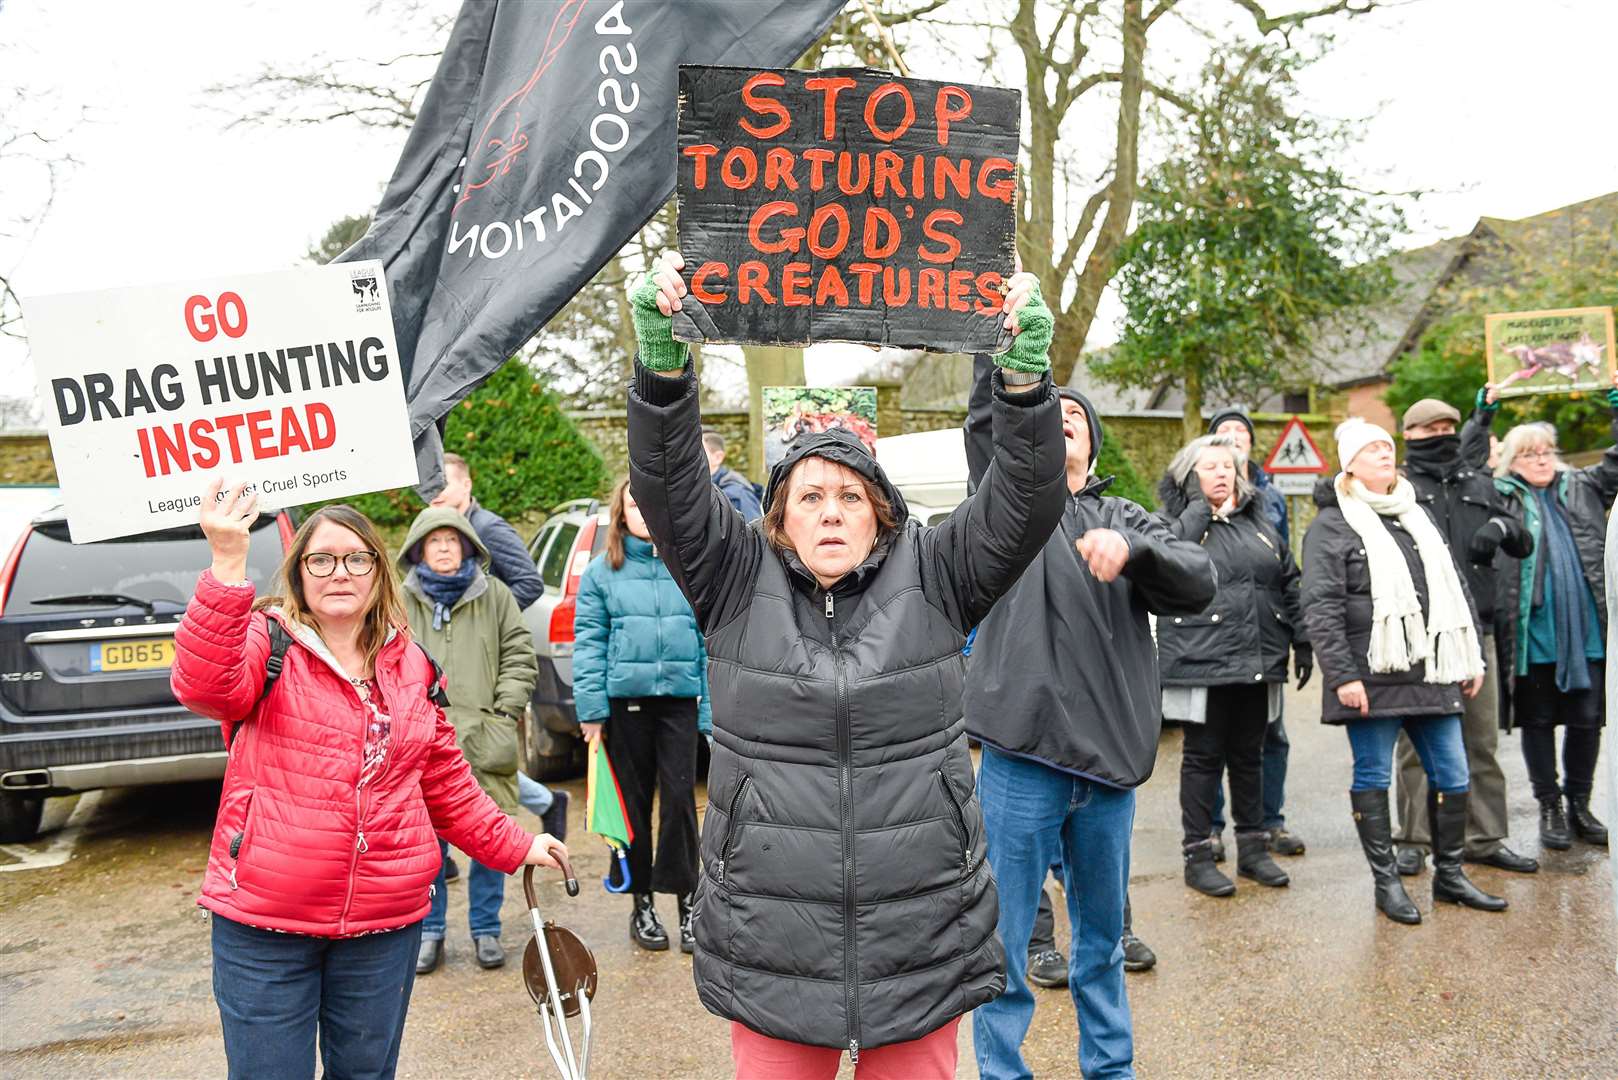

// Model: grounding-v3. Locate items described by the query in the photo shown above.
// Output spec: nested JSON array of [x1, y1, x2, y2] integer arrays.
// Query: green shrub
[[328, 359, 607, 528], [1097, 438, 1154, 509]]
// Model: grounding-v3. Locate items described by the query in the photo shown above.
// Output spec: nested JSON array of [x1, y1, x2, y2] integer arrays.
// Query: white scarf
[[1334, 473, 1485, 683]]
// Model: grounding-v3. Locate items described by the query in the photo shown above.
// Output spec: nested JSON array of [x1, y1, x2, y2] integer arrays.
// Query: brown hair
[[254, 505, 408, 672], [604, 478, 635, 571], [761, 457, 900, 557]]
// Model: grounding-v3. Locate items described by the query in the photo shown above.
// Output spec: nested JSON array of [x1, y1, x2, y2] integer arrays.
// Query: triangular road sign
[[1263, 417, 1328, 474]]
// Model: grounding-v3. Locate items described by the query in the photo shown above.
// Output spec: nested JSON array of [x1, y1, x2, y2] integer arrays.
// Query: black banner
[[337, 1, 845, 494], [673, 65, 1020, 354]]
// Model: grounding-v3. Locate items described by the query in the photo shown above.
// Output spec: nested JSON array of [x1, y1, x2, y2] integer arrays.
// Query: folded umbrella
[[585, 737, 634, 893]]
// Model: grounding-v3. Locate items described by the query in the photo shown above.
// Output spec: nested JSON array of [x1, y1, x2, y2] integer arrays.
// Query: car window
[[7, 518, 284, 614], [529, 519, 557, 562], [540, 523, 580, 590]]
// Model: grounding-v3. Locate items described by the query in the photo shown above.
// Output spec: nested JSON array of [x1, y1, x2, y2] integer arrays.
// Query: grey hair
[[1495, 422, 1561, 479], [1168, 433, 1253, 503]]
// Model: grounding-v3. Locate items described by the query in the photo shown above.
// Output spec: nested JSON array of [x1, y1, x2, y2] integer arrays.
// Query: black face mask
[[1404, 432, 1459, 470]]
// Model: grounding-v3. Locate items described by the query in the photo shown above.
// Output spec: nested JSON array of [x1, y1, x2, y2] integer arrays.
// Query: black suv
[[0, 506, 293, 842]]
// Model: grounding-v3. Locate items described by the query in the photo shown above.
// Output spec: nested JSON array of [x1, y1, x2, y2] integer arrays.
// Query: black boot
[[1538, 796, 1572, 851], [677, 892, 696, 954], [1236, 831, 1289, 887], [1209, 830, 1227, 864], [1566, 795, 1609, 847], [1395, 845, 1425, 876], [1350, 789, 1420, 925], [1184, 840, 1235, 897], [1430, 791, 1506, 912], [1120, 900, 1156, 972], [631, 893, 669, 951]]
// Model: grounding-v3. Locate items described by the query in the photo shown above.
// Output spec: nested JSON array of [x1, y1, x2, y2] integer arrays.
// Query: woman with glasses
[[172, 486, 565, 1080], [1492, 392, 1618, 851], [398, 506, 540, 975]]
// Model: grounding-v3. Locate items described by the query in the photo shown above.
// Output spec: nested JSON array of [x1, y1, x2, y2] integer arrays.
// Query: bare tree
[[0, 77, 82, 343]]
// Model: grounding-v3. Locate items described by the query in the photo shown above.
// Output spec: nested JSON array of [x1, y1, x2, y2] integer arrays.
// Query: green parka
[[399, 507, 538, 814]]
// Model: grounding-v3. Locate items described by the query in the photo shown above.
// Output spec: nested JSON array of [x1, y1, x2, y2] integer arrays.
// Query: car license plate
[[91, 638, 175, 672]]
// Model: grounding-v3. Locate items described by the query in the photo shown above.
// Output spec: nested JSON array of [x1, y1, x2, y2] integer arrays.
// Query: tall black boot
[[1430, 790, 1506, 912], [631, 892, 669, 951], [677, 892, 696, 954], [1236, 831, 1290, 887], [1566, 795, 1609, 847], [1350, 789, 1420, 925]]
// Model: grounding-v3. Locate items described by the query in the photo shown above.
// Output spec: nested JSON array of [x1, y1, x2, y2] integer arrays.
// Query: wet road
[[2, 680, 1614, 1078]]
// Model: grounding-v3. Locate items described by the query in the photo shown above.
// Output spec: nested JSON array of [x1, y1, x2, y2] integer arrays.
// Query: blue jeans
[[212, 913, 421, 1080], [518, 771, 554, 815], [975, 747, 1136, 1080], [423, 838, 505, 941], [1211, 716, 1290, 831], [1346, 714, 1468, 793]]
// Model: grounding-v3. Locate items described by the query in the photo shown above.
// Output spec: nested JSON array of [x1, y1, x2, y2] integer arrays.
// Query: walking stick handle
[[525, 853, 581, 908]]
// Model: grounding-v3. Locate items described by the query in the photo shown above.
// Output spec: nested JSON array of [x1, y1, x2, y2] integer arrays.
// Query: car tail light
[[0, 526, 31, 616], [549, 597, 576, 645], [276, 511, 296, 548]]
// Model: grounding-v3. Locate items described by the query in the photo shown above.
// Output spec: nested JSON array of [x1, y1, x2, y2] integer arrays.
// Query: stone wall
[[567, 409, 752, 486], [1, 434, 56, 484]]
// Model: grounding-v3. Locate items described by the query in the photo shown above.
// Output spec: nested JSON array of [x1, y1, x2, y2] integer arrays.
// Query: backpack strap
[[417, 641, 451, 709], [230, 618, 293, 750]]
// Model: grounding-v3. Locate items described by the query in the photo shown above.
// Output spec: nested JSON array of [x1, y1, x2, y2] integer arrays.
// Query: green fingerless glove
[[1002, 282, 1054, 375], [1606, 387, 1618, 410], [1475, 387, 1498, 413], [629, 276, 690, 373]]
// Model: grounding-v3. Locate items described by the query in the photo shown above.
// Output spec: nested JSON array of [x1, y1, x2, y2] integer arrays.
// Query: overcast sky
[[1, 0, 1612, 399]]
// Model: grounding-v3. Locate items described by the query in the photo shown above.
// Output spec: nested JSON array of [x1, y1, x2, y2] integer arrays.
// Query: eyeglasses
[[1517, 449, 1558, 463], [302, 551, 378, 577]]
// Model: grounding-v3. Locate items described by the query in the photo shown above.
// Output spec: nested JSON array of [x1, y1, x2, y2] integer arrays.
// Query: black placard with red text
[[673, 65, 1020, 353]]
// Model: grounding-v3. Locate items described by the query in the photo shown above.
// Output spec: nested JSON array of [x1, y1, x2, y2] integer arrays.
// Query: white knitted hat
[[1335, 417, 1395, 471]]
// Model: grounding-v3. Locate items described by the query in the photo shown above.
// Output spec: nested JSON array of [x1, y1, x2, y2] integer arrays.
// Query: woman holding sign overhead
[[171, 488, 566, 1080], [625, 249, 1066, 1078]]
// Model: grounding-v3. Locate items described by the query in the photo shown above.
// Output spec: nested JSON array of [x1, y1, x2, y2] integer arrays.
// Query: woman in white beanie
[[1301, 418, 1504, 925]]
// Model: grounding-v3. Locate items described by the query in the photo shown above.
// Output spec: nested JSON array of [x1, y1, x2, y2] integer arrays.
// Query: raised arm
[[923, 278, 1067, 630], [626, 252, 760, 632], [1459, 386, 1497, 469], [1576, 386, 1618, 504]]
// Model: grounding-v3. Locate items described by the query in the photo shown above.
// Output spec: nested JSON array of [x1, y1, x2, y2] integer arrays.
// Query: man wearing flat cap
[[1394, 394, 1539, 874]]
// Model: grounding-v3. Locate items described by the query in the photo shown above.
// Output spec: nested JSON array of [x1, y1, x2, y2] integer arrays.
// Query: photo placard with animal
[[1484, 305, 1616, 399]]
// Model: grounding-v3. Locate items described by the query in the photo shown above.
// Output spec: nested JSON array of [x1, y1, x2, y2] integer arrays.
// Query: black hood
[[1312, 473, 1339, 508], [1057, 387, 1104, 467], [763, 427, 910, 525]]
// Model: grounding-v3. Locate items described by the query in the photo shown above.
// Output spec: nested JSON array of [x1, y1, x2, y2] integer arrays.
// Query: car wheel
[[525, 719, 585, 783], [0, 793, 45, 843]]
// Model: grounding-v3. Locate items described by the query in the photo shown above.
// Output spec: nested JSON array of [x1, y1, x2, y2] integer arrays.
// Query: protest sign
[[1484, 306, 1616, 399], [762, 386, 878, 470], [673, 66, 1020, 354], [24, 263, 417, 542]]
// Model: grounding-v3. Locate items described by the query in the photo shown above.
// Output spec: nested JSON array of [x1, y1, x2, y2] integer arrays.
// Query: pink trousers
[[730, 1017, 961, 1080]]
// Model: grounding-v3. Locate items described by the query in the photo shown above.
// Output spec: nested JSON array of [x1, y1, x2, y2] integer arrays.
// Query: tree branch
[[1226, 0, 1377, 35]]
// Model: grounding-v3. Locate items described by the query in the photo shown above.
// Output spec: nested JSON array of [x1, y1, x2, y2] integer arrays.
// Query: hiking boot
[[1026, 948, 1068, 988], [1268, 827, 1307, 856], [1539, 796, 1572, 851], [1237, 832, 1290, 888], [1350, 789, 1420, 925], [474, 935, 505, 969], [1121, 929, 1157, 972], [678, 892, 696, 954], [1567, 795, 1609, 847], [1430, 791, 1506, 912], [631, 892, 669, 951], [541, 789, 570, 844], [1395, 845, 1425, 876], [1184, 841, 1235, 897]]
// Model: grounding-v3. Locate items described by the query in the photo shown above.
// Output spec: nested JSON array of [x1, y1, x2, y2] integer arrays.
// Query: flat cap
[[1401, 398, 1461, 431]]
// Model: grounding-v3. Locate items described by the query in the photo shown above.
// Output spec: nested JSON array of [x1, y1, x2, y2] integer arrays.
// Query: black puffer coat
[[1155, 475, 1306, 687], [1301, 477, 1476, 724], [627, 360, 1066, 1054]]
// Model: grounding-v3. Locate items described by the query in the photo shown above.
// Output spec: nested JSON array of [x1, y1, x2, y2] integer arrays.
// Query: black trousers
[[1180, 684, 1270, 848], [1515, 661, 1605, 801], [605, 696, 700, 896]]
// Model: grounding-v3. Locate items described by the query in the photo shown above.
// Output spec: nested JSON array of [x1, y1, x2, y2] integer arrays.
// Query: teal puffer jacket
[[573, 535, 711, 733]]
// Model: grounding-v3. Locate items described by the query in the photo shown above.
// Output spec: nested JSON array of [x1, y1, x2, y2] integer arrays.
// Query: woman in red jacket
[[172, 481, 566, 1080]]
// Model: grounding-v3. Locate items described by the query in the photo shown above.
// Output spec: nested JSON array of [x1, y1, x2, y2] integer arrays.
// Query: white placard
[[1270, 471, 1322, 496], [24, 263, 417, 542]]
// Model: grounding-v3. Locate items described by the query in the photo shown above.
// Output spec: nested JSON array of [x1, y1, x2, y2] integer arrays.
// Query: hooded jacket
[[1301, 476, 1476, 724], [572, 533, 712, 733], [172, 571, 532, 937], [399, 507, 538, 815], [964, 356, 1218, 788], [1155, 474, 1306, 687], [627, 356, 1066, 1054]]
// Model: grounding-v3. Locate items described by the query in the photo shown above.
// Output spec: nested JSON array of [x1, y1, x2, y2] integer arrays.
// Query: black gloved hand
[[1467, 518, 1507, 565], [1294, 644, 1313, 690]]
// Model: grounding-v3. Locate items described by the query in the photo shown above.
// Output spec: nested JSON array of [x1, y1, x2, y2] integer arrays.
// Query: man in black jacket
[[1394, 395, 1538, 875], [964, 356, 1217, 1080], [431, 452, 544, 611]]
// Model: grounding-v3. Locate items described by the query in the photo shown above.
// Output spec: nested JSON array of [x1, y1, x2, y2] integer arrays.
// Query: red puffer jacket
[[172, 570, 533, 937]]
